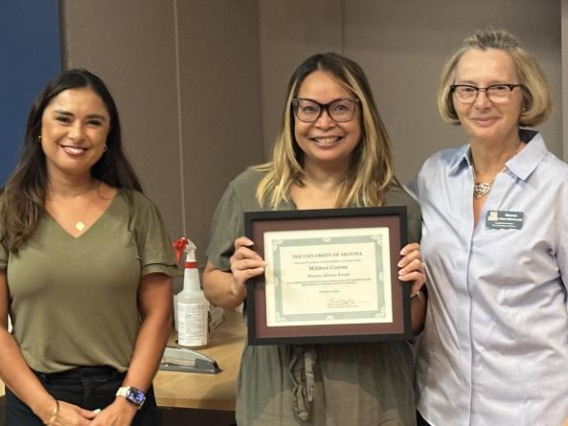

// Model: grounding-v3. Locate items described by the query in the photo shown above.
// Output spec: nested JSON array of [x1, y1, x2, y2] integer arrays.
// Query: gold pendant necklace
[[74, 182, 98, 232], [473, 181, 494, 199], [471, 141, 524, 199]]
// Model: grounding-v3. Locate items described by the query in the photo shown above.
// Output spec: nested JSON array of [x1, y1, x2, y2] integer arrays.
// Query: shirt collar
[[507, 129, 548, 181], [447, 129, 548, 181], [448, 144, 471, 177]]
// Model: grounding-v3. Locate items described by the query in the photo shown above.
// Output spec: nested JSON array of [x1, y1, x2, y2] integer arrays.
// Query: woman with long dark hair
[[0, 69, 176, 425]]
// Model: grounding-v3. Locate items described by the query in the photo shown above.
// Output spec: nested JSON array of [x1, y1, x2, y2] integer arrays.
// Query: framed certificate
[[244, 206, 410, 345]]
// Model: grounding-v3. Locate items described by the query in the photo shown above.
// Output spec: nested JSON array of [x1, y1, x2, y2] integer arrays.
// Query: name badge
[[486, 210, 524, 230]]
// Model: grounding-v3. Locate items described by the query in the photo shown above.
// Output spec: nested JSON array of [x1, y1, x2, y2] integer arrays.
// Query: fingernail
[[397, 260, 403, 267]]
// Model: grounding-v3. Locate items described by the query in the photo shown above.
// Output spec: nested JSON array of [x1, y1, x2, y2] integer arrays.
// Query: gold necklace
[[75, 182, 98, 232], [471, 142, 523, 199], [473, 180, 495, 199]]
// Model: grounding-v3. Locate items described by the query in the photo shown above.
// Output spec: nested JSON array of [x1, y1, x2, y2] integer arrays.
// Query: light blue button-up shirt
[[407, 130, 568, 426]]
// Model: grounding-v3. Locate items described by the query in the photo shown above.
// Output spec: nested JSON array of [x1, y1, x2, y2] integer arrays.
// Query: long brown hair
[[1, 68, 143, 253]]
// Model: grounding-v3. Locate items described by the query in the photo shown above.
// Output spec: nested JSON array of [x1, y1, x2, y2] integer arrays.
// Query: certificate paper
[[264, 227, 392, 327]]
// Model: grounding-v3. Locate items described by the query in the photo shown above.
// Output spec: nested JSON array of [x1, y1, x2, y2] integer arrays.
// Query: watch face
[[126, 388, 146, 405]]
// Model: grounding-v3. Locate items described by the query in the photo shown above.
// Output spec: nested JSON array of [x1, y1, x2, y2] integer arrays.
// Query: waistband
[[34, 366, 126, 384]]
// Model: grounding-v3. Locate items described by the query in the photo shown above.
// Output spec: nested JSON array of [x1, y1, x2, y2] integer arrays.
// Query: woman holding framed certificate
[[204, 52, 426, 425]]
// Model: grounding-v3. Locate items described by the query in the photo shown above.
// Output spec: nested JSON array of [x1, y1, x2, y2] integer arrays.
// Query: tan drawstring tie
[[289, 345, 317, 421]]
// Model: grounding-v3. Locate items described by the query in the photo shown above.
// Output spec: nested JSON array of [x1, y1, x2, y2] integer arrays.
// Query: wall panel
[[344, 0, 561, 183], [59, 0, 563, 260], [176, 0, 263, 258], [61, 0, 263, 265], [258, 0, 343, 157], [61, 0, 183, 241], [257, 0, 562, 183]]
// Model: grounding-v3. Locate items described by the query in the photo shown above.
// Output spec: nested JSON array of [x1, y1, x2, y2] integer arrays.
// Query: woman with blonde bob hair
[[437, 28, 553, 127], [408, 29, 568, 425], [204, 52, 426, 425]]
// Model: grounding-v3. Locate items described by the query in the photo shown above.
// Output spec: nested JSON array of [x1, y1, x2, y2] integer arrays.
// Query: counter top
[[153, 309, 245, 411]]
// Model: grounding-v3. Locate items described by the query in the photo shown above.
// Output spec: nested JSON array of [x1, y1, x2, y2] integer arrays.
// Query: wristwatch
[[116, 386, 146, 409]]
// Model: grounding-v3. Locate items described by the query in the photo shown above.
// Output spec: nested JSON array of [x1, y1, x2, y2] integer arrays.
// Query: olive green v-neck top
[[0, 190, 178, 373]]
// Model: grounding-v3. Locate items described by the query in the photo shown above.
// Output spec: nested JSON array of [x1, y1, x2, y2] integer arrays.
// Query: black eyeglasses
[[450, 83, 523, 104], [292, 98, 359, 123]]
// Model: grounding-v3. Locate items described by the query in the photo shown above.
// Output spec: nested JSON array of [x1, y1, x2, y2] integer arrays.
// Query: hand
[[229, 237, 266, 300], [90, 398, 137, 426], [398, 242, 426, 295], [46, 400, 97, 426]]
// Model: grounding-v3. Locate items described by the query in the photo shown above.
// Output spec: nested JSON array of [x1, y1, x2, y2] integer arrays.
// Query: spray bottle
[[174, 237, 209, 348]]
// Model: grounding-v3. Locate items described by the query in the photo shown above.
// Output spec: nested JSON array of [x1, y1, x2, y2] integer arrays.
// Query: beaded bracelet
[[44, 399, 59, 425]]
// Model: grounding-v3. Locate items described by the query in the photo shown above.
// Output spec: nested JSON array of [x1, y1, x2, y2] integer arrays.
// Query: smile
[[311, 136, 342, 145], [61, 145, 88, 156], [472, 117, 498, 125]]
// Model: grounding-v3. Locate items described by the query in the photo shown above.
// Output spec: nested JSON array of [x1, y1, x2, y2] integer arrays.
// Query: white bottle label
[[177, 301, 208, 347]]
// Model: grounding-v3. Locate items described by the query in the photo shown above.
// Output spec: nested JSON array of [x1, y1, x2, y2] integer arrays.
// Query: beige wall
[[61, 0, 182, 232], [61, 1, 564, 269], [61, 0, 263, 269], [258, 0, 562, 184], [258, 0, 344, 158], [175, 1, 264, 259]]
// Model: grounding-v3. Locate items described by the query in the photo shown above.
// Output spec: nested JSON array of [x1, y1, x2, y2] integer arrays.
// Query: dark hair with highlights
[[255, 52, 397, 208]]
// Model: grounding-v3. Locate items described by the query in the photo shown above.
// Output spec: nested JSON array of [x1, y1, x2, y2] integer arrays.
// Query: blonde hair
[[438, 28, 553, 127], [255, 52, 397, 208]]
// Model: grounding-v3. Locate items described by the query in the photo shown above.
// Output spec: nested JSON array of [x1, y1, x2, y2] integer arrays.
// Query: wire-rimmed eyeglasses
[[292, 98, 359, 123], [451, 83, 523, 104]]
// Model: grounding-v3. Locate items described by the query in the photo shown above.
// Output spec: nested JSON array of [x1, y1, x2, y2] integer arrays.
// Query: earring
[[103, 145, 108, 152], [38, 135, 42, 142]]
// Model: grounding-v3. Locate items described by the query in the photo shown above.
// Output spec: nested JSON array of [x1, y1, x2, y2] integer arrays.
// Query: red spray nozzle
[[173, 237, 189, 263], [173, 237, 197, 268]]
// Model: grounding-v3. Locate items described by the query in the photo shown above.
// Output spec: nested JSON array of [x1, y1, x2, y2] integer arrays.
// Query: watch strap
[[116, 386, 146, 410]]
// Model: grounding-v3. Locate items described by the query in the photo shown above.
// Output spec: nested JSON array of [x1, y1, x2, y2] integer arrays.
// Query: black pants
[[416, 410, 432, 426], [4, 366, 160, 425]]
